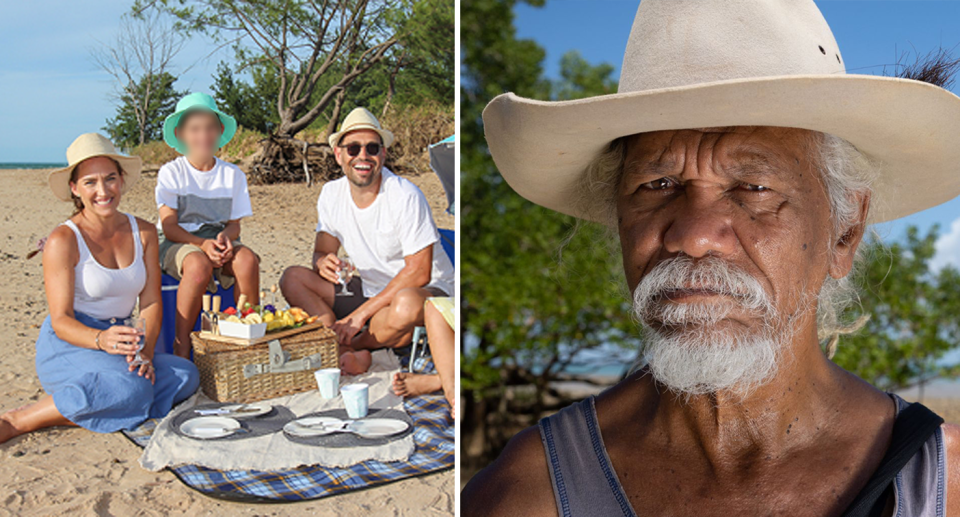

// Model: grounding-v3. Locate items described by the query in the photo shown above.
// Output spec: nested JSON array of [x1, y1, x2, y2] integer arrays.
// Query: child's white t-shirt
[[155, 156, 254, 232], [316, 169, 454, 298]]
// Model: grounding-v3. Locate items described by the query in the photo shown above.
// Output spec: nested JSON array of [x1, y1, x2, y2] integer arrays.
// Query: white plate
[[283, 416, 345, 437], [180, 416, 241, 439], [222, 403, 272, 419], [347, 418, 410, 438]]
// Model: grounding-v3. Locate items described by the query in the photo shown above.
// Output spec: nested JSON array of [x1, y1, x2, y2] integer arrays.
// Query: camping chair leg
[[410, 326, 428, 373]]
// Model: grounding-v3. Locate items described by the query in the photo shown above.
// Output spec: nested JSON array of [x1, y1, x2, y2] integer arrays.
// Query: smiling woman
[[0, 133, 199, 445]]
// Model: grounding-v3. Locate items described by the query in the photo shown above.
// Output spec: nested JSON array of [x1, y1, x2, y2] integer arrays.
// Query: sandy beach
[[0, 167, 454, 516]]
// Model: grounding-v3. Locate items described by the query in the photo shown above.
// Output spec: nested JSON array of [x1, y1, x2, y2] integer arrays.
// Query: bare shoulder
[[44, 224, 77, 253], [133, 216, 158, 238], [461, 425, 557, 517], [941, 423, 960, 514]]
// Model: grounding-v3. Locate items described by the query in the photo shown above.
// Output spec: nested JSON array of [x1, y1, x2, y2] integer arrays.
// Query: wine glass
[[124, 317, 149, 366], [336, 257, 356, 296]]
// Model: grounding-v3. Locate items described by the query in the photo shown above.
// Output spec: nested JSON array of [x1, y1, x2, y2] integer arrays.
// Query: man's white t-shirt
[[155, 156, 254, 232], [316, 169, 454, 298]]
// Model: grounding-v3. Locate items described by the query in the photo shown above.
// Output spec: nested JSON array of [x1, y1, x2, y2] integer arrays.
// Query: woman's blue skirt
[[35, 312, 200, 433]]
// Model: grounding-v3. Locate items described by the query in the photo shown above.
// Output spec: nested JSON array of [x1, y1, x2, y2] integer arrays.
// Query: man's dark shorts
[[332, 277, 449, 320]]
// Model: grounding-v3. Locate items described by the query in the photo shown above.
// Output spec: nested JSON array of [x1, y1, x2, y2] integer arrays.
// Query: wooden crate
[[191, 322, 338, 403]]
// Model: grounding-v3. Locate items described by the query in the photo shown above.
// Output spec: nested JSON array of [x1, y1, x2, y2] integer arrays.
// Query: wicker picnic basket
[[191, 322, 339, 403]]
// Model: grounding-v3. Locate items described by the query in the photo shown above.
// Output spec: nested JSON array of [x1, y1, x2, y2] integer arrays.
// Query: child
[[156, 92, 260, 357]]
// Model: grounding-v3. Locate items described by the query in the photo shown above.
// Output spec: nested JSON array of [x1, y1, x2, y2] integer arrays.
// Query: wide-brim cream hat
[[328, 107, 395, 149], [482, 0, 960, 225], [48, 133, 142, 202]]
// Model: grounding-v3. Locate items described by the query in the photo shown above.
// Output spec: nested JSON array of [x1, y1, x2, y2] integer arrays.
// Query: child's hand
[[216, 232, 235, 262], [200, 239, 225, 267]]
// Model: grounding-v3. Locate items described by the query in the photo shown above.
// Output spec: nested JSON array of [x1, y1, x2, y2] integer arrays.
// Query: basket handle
[[242, 340, 329, 378]]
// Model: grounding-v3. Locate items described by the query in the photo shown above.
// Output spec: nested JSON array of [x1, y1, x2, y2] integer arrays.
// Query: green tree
[[211, 61, 279, 134], [834, 226, 960, 392], [136, 0, 449, 138], [461, 0, 633, 469], [93, 11, 186, 146], [103, 71, 183, 147]]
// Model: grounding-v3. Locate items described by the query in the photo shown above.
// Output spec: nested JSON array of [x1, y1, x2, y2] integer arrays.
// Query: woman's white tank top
[[61, 213, 147, 321]]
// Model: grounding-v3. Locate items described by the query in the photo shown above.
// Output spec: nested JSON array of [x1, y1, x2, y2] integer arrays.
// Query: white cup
[[341, 383, 369, 418], [314, 368, 341, 399]]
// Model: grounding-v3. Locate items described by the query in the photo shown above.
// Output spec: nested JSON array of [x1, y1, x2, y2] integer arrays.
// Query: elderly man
[[463, 1, 960, 516], [281, 108, 454, 373]]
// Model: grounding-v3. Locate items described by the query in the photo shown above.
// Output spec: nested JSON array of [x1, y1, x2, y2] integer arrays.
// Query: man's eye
[[640, 178, 675, 190], [741, 183, 770, 192]]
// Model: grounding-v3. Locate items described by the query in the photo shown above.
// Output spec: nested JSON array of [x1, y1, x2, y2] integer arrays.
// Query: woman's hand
[[129, 359, 156, 384], [97, 325, 142, 356]]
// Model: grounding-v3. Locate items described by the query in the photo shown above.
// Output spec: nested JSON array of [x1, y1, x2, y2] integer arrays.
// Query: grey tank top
[[538, 394, 947, 517]]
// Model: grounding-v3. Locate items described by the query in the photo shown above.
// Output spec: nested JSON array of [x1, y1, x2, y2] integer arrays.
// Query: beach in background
[[0, 165, 454, 516]]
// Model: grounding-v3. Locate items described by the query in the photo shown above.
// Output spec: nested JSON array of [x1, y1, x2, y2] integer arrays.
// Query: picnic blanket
[[139, 350, 411, 472], [122, 352, 454, 502]]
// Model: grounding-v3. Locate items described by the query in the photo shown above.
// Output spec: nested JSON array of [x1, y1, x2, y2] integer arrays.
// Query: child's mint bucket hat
[[162, 92, 238, 154]]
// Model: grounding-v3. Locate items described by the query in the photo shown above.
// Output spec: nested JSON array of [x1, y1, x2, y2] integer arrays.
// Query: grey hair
[[578, 131, 880, 355]]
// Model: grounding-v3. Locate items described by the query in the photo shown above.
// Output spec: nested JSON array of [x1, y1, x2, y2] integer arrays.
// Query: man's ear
[[333, 145, 344, 167], [828, 191, 871, 279]]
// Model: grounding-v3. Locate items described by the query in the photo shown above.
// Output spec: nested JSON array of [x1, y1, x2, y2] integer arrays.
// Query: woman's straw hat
[[328, 108, 395, 149], [482, 0, 960, 225], [162, 92, 238, 154], [48, 133, 142, 202]]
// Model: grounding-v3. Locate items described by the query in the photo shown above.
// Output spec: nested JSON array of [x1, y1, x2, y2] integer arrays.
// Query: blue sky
[[0, 0, 231, 164], [515, 0, 960, 268]]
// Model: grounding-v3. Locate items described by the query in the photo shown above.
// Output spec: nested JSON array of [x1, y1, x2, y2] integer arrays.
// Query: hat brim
[[48, 154, 143, 202], [163, 107, 238, 155], [328, 124, 395, 149], [483, 74, 960, 225]]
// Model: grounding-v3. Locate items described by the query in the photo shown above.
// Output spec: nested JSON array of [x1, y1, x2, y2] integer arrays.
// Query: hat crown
[[65, 133, 121, 166], [339, 107, 383, 132], [175, 92, 218, 112], [619, 0, 845, 93]]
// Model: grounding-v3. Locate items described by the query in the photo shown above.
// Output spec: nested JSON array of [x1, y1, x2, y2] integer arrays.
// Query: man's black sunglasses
[[339, 142, 382, 157]]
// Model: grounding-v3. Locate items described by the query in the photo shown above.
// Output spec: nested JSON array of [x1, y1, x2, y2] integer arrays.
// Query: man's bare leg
[[279, 266, 337, 326], [0, 395, 76, 445], [393, 301, 456, 415], [351, 287, 434, 350], [341, 350, 373, 375]]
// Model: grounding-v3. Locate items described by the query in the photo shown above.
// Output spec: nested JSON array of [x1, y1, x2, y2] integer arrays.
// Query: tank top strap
[[538, 397, 637, 517], [124, 213, 144, 262], [889, 394, 947, 517], [61, 219, 92, 261]]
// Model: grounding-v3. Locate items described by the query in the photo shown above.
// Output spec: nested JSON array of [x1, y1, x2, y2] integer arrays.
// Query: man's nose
[[662, 193, 737, 258]]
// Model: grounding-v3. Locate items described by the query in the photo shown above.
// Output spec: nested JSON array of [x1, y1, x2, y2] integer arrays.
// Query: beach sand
[[0, 168, 454, 516]]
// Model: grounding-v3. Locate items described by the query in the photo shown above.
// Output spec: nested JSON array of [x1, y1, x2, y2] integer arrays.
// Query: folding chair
[[408, 228, 455, 373]]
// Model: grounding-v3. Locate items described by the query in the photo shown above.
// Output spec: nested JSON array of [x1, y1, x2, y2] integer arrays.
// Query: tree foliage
[[93, 12, 186, 146], [211, 61, 279, 134], [103, 71, 183, 147], [461, 0, 632, 467], [835, 226, 960, 391], [136, 0, 450, 139]]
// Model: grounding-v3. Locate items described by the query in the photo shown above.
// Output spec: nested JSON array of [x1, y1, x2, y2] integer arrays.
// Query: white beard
[[632, 255, 785, 397]]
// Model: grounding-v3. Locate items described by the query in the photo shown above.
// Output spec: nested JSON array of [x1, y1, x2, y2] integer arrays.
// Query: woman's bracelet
[[95, 330, 103, 350]]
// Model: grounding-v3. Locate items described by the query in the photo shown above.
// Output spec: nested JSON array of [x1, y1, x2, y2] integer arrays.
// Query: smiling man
[[463, 1, 960, 516], [281, 108, 454, 373]]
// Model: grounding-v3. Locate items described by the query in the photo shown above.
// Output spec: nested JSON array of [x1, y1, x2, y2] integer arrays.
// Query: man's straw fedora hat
[[48, 133, 142, 202], [482, 0, 960, 225], [328, 107, 395, 149]]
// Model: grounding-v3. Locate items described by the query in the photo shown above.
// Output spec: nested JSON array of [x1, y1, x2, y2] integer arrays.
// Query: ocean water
[[0, 163, 66, 170]]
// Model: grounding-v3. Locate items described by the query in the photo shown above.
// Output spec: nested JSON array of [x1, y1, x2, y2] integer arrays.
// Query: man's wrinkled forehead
[[621, 126, 819, 173]]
